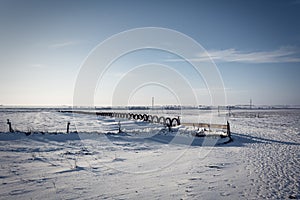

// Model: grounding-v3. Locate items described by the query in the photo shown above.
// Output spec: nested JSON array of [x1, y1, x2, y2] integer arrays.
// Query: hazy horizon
[[1, 103, 300, 108]]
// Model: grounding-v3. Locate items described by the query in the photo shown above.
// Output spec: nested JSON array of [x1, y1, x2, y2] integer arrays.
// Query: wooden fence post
[[118, 121, 122, 133], [7, 119, 14, 133], [227, 121, 231, 138], [67, 122, 70, 133]]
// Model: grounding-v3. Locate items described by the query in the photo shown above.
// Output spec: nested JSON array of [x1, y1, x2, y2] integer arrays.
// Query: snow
[[0, 108, 299, 199]]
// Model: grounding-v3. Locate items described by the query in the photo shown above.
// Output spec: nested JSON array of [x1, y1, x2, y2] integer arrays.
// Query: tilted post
[[67, 122, 70, 133]]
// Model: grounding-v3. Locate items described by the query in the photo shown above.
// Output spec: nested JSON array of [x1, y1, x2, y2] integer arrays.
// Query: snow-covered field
[[0, 108, 299, 199]]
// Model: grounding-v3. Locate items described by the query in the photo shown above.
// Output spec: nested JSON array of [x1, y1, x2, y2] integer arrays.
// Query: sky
[[0, 0, 300, 106]]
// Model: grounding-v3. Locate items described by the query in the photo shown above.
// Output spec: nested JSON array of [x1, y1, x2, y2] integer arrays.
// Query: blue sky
[[0, 0, 299, 106]]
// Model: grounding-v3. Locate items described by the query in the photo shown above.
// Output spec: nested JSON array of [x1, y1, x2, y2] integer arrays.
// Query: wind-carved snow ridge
[[0, 108, 299, 199]]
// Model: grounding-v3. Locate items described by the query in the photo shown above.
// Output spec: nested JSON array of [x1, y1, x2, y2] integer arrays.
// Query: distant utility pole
[[250, 98, 252, 109], [152, 97, 154, 110]]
